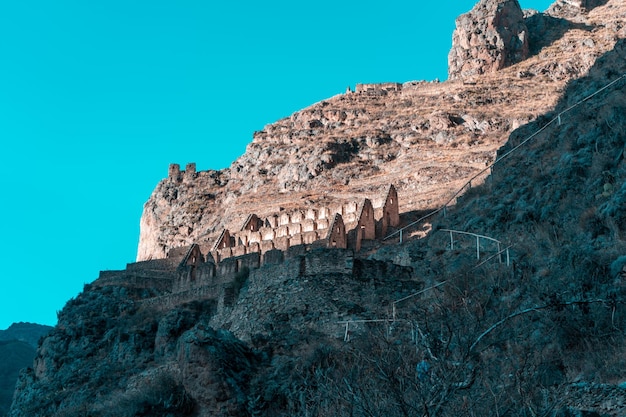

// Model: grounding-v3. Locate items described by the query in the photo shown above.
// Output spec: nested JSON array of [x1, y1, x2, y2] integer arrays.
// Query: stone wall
[[99, 237, 414, 325], [108, 181, 407, 314], [208, 185, 399, 266], [302, 248, 354, 277], [133, 247, 358, 314], [94, 271, 175, 292], [139, 285, 221, 311], [126, 258, 178, 271], [355, 83, 403, 94]]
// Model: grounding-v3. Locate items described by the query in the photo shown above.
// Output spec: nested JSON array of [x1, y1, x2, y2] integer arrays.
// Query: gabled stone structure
[[241, 214, 263, 232], [326, 214, 347, 249], [180, 244, 203, 268], [350, 198, 376, 252], [381, 184, 400, 237], [103, 183, 411, 314], [201, 184, 400, 265], [213, 229, 233, 251], [168, 244, 204, 266], [175, 244, 204, 283]]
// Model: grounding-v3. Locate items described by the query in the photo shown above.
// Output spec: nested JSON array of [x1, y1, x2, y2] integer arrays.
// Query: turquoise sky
[[0, 0, 553, 330]]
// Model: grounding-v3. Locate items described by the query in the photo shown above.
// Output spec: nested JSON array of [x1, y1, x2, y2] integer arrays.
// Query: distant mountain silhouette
[[0, 323, 52, 416], [0, 340, 35, 417], [0, 322, 52, 349]]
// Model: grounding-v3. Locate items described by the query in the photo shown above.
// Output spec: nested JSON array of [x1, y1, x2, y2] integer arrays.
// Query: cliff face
[[136, 0, 623, 262], [448, 0, 530, 79], [10, 1, 626, 416]]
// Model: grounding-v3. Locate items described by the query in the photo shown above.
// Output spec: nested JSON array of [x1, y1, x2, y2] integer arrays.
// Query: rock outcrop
[[448, 0, 529, 80]]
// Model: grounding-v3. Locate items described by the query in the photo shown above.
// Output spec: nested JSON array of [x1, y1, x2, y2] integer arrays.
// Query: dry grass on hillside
[[138, 0, 626, 259]]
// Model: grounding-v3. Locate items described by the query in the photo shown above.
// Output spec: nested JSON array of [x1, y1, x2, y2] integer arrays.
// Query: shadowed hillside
[[0, 323, 51, 417], [0, 341, 35, 417]]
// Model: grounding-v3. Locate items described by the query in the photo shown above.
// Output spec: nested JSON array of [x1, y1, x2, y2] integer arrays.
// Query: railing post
[[506, 249, 510, 267], [344, 322, 350, 342], [399, 229, 403, 244], [497, 242, 502, 264], [450, 231, 454, 250]]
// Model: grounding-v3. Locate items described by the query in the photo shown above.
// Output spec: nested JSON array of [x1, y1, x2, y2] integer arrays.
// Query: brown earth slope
[[137, 0, 626, 261]]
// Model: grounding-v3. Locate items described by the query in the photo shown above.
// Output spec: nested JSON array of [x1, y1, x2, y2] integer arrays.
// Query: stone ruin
[[94, 184, 404, 312], [354, 83, 403, 95], [168, 162, 197, 183], [206, 184, 400, 264]]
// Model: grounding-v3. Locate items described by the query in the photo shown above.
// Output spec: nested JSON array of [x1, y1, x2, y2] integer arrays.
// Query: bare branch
[[469, 299, 609, 353]]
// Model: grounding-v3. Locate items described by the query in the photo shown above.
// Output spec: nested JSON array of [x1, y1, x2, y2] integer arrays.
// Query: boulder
[[448, 0, 529, 79]]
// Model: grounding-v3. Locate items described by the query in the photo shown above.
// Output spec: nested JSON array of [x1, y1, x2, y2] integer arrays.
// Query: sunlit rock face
[[135, 0, 626, 262], [448, 0, 529, 80]]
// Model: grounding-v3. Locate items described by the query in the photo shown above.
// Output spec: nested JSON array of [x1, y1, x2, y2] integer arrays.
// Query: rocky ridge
[[0, 323, 53, 349]]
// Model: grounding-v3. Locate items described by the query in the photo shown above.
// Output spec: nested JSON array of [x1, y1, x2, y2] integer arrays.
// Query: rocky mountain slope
[[0, 323, 51, 417], [9, 0, 626, 416], [137, 0, 625, 261], [0, 341, 35, 417], [0, 323, 53, 349]]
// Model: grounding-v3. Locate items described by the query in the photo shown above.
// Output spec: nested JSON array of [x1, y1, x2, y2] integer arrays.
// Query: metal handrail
[[440, 229, 508, 264]]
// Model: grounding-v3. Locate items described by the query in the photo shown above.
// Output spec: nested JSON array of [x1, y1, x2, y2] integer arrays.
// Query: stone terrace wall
[[126, 258, 178, 271], [98, 240, 415, 329], [303, 248, 353, 277], [210, 248, 417, 342], [248, 255, 303, 287], [138, 285, 220, 311], [94, 271, 175, 292]]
